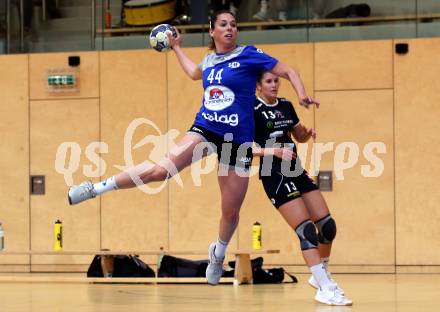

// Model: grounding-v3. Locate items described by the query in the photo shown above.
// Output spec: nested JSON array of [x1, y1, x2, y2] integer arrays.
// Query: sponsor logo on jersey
[[202, 112, 239, 126], [228, 62, 240, 68], [204, 85, 235, 111], [266, 121, 274, 129], [209, 88, 224, 99], [275, 110, 285, 118], [274, 120, 293, 127]]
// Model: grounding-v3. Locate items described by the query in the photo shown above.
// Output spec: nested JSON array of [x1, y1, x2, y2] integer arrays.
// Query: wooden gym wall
[[0, 38, 439, 273]]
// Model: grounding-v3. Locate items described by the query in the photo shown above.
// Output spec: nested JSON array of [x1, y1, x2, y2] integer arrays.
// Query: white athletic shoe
[[308, 274, 345, 295], [206, 242, 224, 285], [315, 285, 353, 306], [68, 181, 96, 205]]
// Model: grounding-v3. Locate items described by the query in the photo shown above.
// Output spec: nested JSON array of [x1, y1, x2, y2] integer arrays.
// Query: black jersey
[[254, 97, 300, 147], [254, 97, 301, 176]]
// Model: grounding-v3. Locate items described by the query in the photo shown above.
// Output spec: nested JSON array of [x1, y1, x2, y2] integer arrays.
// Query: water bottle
[[0, 222, 4, 251], [54, 220, 63, 251], [252, 222, 262, 250]]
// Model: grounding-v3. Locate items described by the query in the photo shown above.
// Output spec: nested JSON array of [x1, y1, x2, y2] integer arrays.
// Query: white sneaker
[[206, 242, 224, 285], [68, 181, 96, 205], [315, 285, 353, 306], [308, 274, 345, 295], [252, 10, 268, 21]]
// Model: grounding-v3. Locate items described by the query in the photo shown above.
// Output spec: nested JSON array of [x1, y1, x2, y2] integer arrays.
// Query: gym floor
[[0, 273, 438, 311]]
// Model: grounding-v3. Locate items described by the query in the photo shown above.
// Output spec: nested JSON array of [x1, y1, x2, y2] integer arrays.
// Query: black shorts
[[188, 124, 253, 172], [261, 170, 319, 209]]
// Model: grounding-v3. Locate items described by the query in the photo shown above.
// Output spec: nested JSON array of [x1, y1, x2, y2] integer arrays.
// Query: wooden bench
[[0, 249, 279, 285]]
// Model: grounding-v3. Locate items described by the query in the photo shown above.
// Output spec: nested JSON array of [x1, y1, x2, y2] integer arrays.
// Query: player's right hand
[[300, 96, 320, 108], [167, 27, 182, 49]]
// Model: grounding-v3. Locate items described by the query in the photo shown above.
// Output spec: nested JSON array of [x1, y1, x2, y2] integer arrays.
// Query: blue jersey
[[193, 45, 278, 144]]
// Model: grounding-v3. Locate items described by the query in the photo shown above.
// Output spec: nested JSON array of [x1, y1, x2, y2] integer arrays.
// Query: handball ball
[[149, 24, 177, 52]]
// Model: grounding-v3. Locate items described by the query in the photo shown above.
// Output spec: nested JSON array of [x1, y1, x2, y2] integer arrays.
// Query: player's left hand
[[300, 96, 320, 109]]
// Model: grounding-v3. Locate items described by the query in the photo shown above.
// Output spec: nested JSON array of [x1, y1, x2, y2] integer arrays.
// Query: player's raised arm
[[270, 61, 319, 109], [168, 29, 202, 81]]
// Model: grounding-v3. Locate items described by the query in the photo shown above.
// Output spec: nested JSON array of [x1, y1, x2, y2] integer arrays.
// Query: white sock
[[93, 176, 118, 195], [214, 238, 228, 259], [321, 257, 330, 271], [310, 263, 332, 288]]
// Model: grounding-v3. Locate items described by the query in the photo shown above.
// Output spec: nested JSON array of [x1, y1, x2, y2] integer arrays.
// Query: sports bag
[[158, 255, 235, 278], [87, 255, 155, 278], [228, 256, 297, 284]]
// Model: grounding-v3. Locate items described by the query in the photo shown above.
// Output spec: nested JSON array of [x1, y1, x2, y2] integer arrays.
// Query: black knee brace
[[295, 220, 318, 250], [315, 214, 337, 244]]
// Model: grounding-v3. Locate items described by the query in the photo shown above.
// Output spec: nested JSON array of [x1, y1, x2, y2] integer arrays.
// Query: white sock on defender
[[310, 263, 332, 288], [214, 238, 228, 259], [93, 176, 118, 195]]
